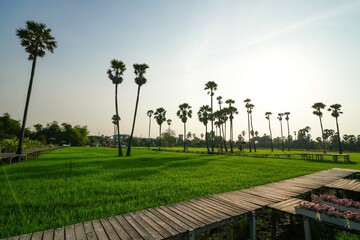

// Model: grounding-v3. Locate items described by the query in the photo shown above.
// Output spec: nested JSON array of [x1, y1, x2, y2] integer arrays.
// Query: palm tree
[[16, 21, 57, 154], [244, 99, 255, 152], [217, 96, 227, 140], [107, 59, 126, 156], [198, 105, 212, 152], [154, 107, 167, 149], [312, 102, 326, 153], [204, 81, 217, 152], [213, 109, 228, 152], [284, 112, 291, 151], [328, 104, 343, 154], [277, 113, 284, 151], [146, 110, 154, 149], [112, 114, 120, 144], [265, 112, 274, 152], [126, 63, 149, 156], [177, 103, 192, 152], [225, 99, 237, 152], [167, 119, 172, 134]]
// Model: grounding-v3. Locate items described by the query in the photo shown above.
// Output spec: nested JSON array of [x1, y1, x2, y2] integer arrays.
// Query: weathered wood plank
[[42, 229, 54, 240], [92, 219, 109, 240], [123, 214, 155, 240], [74, 223, 86, 240], [83, 221, 97, 240], [30, 232, 42, 240], [129, 212, 164, 239], [115, 215, 144, 240], [54, 228, 65, 240], [147, 208, 189, 233], [64, 225, 76, 240], [108, 216, 132, 240], [137, 211, 172, 238], [100, 218, 120, 240], [19, 234, 32, 240]]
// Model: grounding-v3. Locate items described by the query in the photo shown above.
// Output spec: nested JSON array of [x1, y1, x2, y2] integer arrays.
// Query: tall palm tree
[[204, 81, 217, 152], [265, 112, 274, 152], [146, 110, 154, 149], [167, 119, 172, 134], [198, 105, 212, 152], [217, 96, 227, 140], [328, 104, 343, 154], [126, 63, 149, 156], [112, 114, 120, 144], [225, 99, 238, 152], [154, 107, 167, 149], [177, 103, 192, 152], [278, 113, 284, 151], [244, 99, 252, 152], [284, 112, 291, 151], [312, 102, 326, 153], [213, 109, 228, 152], [16, 21, 57, 154], [107, 59, 126, 156]]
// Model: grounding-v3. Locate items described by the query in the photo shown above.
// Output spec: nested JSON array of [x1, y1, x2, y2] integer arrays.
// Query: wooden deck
[[325, 178, 360, 192], [4, 168, 359, 240]]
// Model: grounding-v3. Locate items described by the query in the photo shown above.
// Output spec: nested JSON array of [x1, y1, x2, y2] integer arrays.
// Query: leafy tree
[[328, 104, 343, 154], [161, 130, 176, 147], [265, 112, 274, 152], [225, 99, 238, 152], [154, 107, 166, 149], [312, 102, 326, 153], [277, 113, 284, 151], [198, 105, 212, 152], [16, 21, 57, 154], [204, 81, 217, 152], [107, 59, 126, 156], [177, 103, 192, 152], [0, 113, 21, 138], [146, 110, 154, 149], [127, 63, 149, 156], [284, 112, 291, 151]]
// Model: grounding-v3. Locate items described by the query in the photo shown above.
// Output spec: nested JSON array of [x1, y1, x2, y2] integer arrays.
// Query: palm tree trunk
[[268, 119, 273, 152], [247, 112, 252, 152], [250, 113, 256, 152], [280, 121, 284, 152], [230, 119, 233, 152], [126, 86, 141, 156], [183, 123, 186, 152], [148, 116, 151, 150], [159, 125, 162, 150], [286, 120, 291, 151], [319, 116, 326, 154], [115, 84, 123, 156], [205, 125, 210, 152], [336, 117, 342, 154], [211, 95, 214, 152], [222, 124, 227, 152], [17, 57, 37, 154]]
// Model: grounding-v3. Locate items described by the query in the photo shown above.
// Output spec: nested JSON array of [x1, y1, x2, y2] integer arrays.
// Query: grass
[[0, 147, 359, 237]]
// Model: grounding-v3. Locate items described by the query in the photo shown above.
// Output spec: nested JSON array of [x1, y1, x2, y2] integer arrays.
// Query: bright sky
[[1, 0, 360, 140]]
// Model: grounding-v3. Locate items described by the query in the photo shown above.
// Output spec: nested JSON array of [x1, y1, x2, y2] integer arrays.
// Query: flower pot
[[319, 214, 347, 227], [348, 220, 360, 231], [295, 207, 320, 220]]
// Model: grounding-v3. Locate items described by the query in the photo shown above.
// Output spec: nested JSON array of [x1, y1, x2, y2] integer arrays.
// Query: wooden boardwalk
[[4, 168, 359, 240]]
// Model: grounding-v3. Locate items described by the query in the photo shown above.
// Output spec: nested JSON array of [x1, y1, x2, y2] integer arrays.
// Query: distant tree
[[312, 102, 326, 153], [127, 63, 149, 156], [213, 109, 228, 152], [167, 119, 172, 134], [16, 21, 57, 154], [177, 103, 192, 152], [107, 59, 126, 156], [217, 96, 226, 139], [244, 99, 255, 152], [277, 113, 284, 151], [284, 112, 291, 151], [198, 105, 212, 152], [225, 99, 238, 152], [154, 107, 167, 149], [146, 110, 154, 149], [0, 113, 21, 138], [265, 112, 274, 152], [204, 81, 217, 152], [328, 104, 343, 154]]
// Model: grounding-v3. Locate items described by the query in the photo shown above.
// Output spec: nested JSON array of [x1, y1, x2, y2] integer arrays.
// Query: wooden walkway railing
[[3, 168, 359, 240], [0, 147, 63, 164]]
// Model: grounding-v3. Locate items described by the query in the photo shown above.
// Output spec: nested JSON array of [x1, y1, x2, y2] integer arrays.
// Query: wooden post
[[249, 211, 256, 240], [188, 229, 195, 240], [303, 217, 312, 240]]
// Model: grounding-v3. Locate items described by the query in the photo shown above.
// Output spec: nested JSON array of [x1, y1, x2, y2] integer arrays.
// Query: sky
[[0, 0, 360, 140]]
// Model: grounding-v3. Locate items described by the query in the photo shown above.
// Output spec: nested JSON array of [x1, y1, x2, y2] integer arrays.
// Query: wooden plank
[[229, 191, 274, 206], [65, 225, 76, 240], [83, 221, 97, 240], [6, 237, 20, 240], [123, 214, 155, 240], [135, 211, 171, 239], [171, 203, 213, 225], [74, 223, 86, 240], [115, 215, 143, 240], [19, 234, 32, 240], [100, 218, 120, 240], [159, 206, 200, 228], [42, 229, 54, 240], [205, 196, 248, 214], [192, 197, 239, 216], [213, 192, 262, 210], [54, 227, 65, 240], [108, 216, 132, 240], [129, 212, 163, 239], [30, 232, 43, 240], [92, 219, 109, 240], [187, 199, 231, 219], [142, 209, 180, 235], [182, 200, 228, 221], [148, 208, 189, 233]]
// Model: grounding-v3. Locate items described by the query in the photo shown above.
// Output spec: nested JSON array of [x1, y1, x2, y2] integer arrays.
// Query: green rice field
[[1, 147, 359, 237]]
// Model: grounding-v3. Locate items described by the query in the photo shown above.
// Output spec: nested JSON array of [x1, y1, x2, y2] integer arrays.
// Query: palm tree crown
[[17, 20, 57, 60], [204, 81, 218, 96], [177, 103, 192, 123], [133, 63, 149, 86], [312, 102, 326, 117], [107, 59, 126, 84]]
